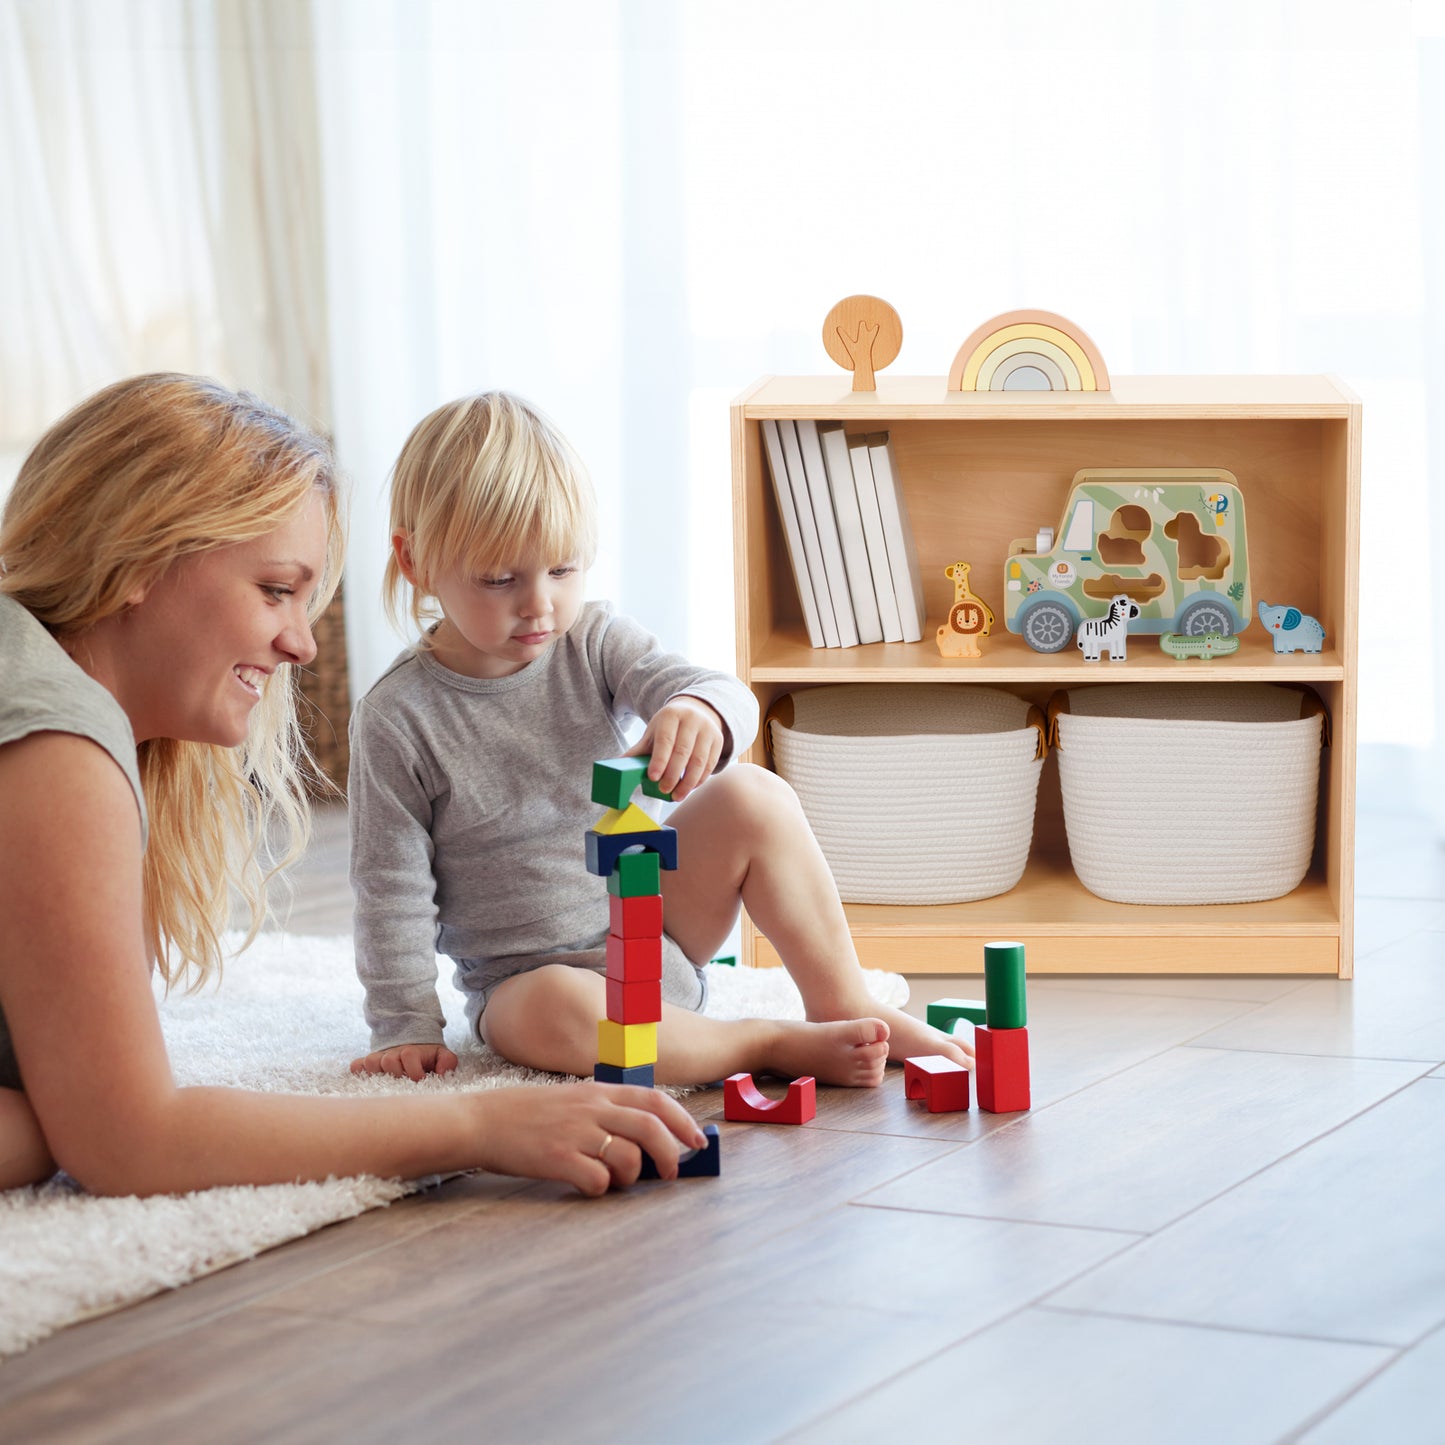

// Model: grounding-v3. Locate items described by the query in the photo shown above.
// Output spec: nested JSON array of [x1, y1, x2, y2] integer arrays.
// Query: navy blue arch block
[[593, 1062, 656, 1087], [638, 1123, 721, 1180], [585, 826, 678, 878]]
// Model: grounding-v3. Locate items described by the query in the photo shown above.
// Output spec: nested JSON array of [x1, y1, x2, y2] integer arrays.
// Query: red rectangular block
[[605, 933, 662, 981], [607, 976, 663, 1025], [975, 1025, 1030, 1113], [608, 893, 664, 939]]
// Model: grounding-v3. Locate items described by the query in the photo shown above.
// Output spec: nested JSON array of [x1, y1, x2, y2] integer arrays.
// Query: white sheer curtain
[[0, 0, 330, 441]]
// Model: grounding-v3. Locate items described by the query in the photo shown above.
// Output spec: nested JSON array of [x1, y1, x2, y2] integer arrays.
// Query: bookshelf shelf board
[[749, 626, 1345, 684]]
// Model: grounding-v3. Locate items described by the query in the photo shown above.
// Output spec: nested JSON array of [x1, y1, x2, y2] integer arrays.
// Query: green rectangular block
[[606, 851, 662, 897], [592, 757, 649, 810], [984, 941, 1027, 1029], [592, 755, 674, 809], [927, 998, 988, 1033]]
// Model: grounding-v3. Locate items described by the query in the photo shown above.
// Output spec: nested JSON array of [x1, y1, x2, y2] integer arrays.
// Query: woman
[[0, 374, 702, 1196]]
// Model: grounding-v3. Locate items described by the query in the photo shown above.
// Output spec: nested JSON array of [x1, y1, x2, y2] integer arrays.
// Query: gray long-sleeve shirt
[[348, 601, 759, 1050]]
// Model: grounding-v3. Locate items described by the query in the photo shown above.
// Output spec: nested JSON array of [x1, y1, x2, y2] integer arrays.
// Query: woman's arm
[[0, 734, 702, 1197]]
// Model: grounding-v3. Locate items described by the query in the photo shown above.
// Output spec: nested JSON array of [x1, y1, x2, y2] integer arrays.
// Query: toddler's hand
[[350, 1043, 459, 1081], [626, 696, 725, 802]]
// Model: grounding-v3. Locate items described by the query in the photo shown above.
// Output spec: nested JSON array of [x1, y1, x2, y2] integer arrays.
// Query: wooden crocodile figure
[[1159, 631, 1240, 660]]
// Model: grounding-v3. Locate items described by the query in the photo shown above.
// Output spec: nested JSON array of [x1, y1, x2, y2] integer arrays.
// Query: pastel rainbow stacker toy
[[948, 310, 1110, 393], [587, 756, 720, 1179]]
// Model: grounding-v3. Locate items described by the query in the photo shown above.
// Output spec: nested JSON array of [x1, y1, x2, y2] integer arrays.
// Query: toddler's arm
[[349, 699, 449, 1056], [595, 609, 759, 797]]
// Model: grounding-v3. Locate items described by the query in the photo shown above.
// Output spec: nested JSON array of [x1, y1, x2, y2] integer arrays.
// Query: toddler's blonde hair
[[0, 373, 344, 988], [384, 391, 597, 637]]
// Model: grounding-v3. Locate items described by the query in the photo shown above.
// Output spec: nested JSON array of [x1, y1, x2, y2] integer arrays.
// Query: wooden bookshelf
[[731, 374, 1361, 978]]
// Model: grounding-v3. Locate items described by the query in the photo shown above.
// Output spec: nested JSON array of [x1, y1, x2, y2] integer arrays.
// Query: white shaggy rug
[[0, 931, 906, 1359]]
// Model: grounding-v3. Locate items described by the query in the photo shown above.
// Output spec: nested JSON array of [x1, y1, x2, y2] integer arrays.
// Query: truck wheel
[[1021, 600, 1075, 653], [1177, 598, 1235, 636]]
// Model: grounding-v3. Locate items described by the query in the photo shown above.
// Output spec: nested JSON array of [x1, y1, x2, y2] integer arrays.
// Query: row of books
[[761, 421, 927, 647]]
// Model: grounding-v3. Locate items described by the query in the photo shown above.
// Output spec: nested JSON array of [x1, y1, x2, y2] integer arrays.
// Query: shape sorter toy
[[922, 942, 1032, 1115], [587, 755, 720, 1178]]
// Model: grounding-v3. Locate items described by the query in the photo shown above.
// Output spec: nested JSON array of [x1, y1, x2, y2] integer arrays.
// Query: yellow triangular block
[[592, 802, 661, 835]]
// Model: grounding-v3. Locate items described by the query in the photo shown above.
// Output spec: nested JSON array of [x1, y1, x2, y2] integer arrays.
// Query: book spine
[[867, 431, 926, 644], [794, 420, 859, 647], [761, 419, 825, 648], [778, 420, 841, 647], [817, 423, 883, 644]]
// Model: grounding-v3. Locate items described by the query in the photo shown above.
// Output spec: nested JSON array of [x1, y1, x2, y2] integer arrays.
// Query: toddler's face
[[427, 554, 585, 678]]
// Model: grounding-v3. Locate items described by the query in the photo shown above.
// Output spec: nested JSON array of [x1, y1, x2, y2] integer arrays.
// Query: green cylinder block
[[984, 940, 1027, 1029]]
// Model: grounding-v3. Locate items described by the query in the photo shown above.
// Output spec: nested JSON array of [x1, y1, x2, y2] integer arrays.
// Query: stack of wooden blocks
[[586, 757, 720, 1176], [923, 941, 1032, 1113]]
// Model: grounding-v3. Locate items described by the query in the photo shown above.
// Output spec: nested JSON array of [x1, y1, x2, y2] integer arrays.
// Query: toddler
[[349, 391, 972, 1086]]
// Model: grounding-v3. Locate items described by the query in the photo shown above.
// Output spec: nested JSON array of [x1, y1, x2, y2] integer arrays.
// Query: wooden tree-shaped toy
[[822, 295, 902, 392]]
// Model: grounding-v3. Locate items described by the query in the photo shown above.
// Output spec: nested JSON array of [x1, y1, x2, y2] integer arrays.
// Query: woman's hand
[[626, 696, 726, 802], [472, 1083, 708, 1196]]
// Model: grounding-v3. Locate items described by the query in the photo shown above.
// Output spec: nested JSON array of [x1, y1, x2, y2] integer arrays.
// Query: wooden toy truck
[[1003, 468, 1251, 653]]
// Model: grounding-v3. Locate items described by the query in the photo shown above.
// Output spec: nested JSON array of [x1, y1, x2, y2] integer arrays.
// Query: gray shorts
[[461, 931, 709, 1039]]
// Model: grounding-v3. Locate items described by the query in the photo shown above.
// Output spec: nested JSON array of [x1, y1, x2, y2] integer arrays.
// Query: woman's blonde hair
[[384, 391, 596, 636], [0, 373, 345, 988]]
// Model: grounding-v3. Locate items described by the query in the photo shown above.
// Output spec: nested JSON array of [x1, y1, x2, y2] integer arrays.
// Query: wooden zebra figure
[[1076, 594, 1140, 661]]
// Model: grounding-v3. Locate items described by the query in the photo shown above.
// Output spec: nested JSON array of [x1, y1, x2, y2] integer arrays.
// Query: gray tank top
[[0, 593, 148, 1091]]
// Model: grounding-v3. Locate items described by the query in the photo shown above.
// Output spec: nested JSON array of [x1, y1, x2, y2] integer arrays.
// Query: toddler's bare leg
[[663, 765, 973, 1067], [478, 964, 887, 1087], [0, 1087, 54, 1190]]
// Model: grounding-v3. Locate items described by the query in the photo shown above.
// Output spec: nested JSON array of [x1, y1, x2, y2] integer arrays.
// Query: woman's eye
[[262, 585, 293, 600]]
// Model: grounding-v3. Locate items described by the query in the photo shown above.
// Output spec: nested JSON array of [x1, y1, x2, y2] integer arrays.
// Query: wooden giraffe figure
[[936, 560, 995, 658]]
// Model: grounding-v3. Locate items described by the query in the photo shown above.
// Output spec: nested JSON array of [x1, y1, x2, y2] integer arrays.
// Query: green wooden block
[[592, 757, 648, 810], [710, 954, 738, 968], [606, 851, 662, 897], [591, 755, 674, 808], [984, 941, 1027, 1029], [927, 998, 988, 1033]]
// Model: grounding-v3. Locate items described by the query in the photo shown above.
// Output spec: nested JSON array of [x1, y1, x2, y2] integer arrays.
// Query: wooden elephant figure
[[1257, 600, 1325, 654]]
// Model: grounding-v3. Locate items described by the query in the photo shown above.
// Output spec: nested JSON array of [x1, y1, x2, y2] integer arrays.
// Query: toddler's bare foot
[[812, 1001, 973, 1069], [761, 1017, 889, 1087]]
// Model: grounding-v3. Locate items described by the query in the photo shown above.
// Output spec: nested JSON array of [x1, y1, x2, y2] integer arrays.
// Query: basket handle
[[1026, 703, 1048, 760], [1045, 692, 1071, 751], [1300, 691, 1332, 748], [763, 693, 796, 766]]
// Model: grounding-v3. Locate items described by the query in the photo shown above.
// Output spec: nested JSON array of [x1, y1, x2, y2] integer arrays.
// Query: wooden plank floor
[[4, 805, 1444, 1443]]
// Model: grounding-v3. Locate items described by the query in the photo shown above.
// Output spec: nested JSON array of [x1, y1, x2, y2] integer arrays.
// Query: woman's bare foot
[[758, 1017, 890, 1087], [811, 1001, 973, 1069]]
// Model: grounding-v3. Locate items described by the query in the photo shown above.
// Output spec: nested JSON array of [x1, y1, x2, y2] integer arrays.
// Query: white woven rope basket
[[768, 685, 1045, 905], [1052, 683, 1324, 905]]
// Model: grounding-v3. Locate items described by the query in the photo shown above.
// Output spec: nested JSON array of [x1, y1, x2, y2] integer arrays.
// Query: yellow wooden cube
[[597, 1019, 658, 1068]]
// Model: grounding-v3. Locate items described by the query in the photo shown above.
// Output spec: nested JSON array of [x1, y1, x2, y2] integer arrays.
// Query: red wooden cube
[[606, 975, 663, 1025], [605, 933, 662, 981], [608, 893, 664, 939], [974, 1025, 1030, 1113]]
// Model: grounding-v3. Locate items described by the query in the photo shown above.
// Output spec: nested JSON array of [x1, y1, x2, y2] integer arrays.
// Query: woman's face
[[121, 494, 329, 745]]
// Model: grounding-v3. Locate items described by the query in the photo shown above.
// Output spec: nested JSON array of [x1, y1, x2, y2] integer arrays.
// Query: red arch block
[[724, 1073, 817, 1124], [903, 1055, 971, 1113]]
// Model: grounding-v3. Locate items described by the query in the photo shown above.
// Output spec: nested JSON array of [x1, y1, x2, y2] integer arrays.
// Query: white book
[[846, 435, 904, 643], [817, 423, 883, 644], [866, 431, 927, 644], [794, 420, 859, 647], [777, 420, 841, 647], [760, 420, 825, 649]]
